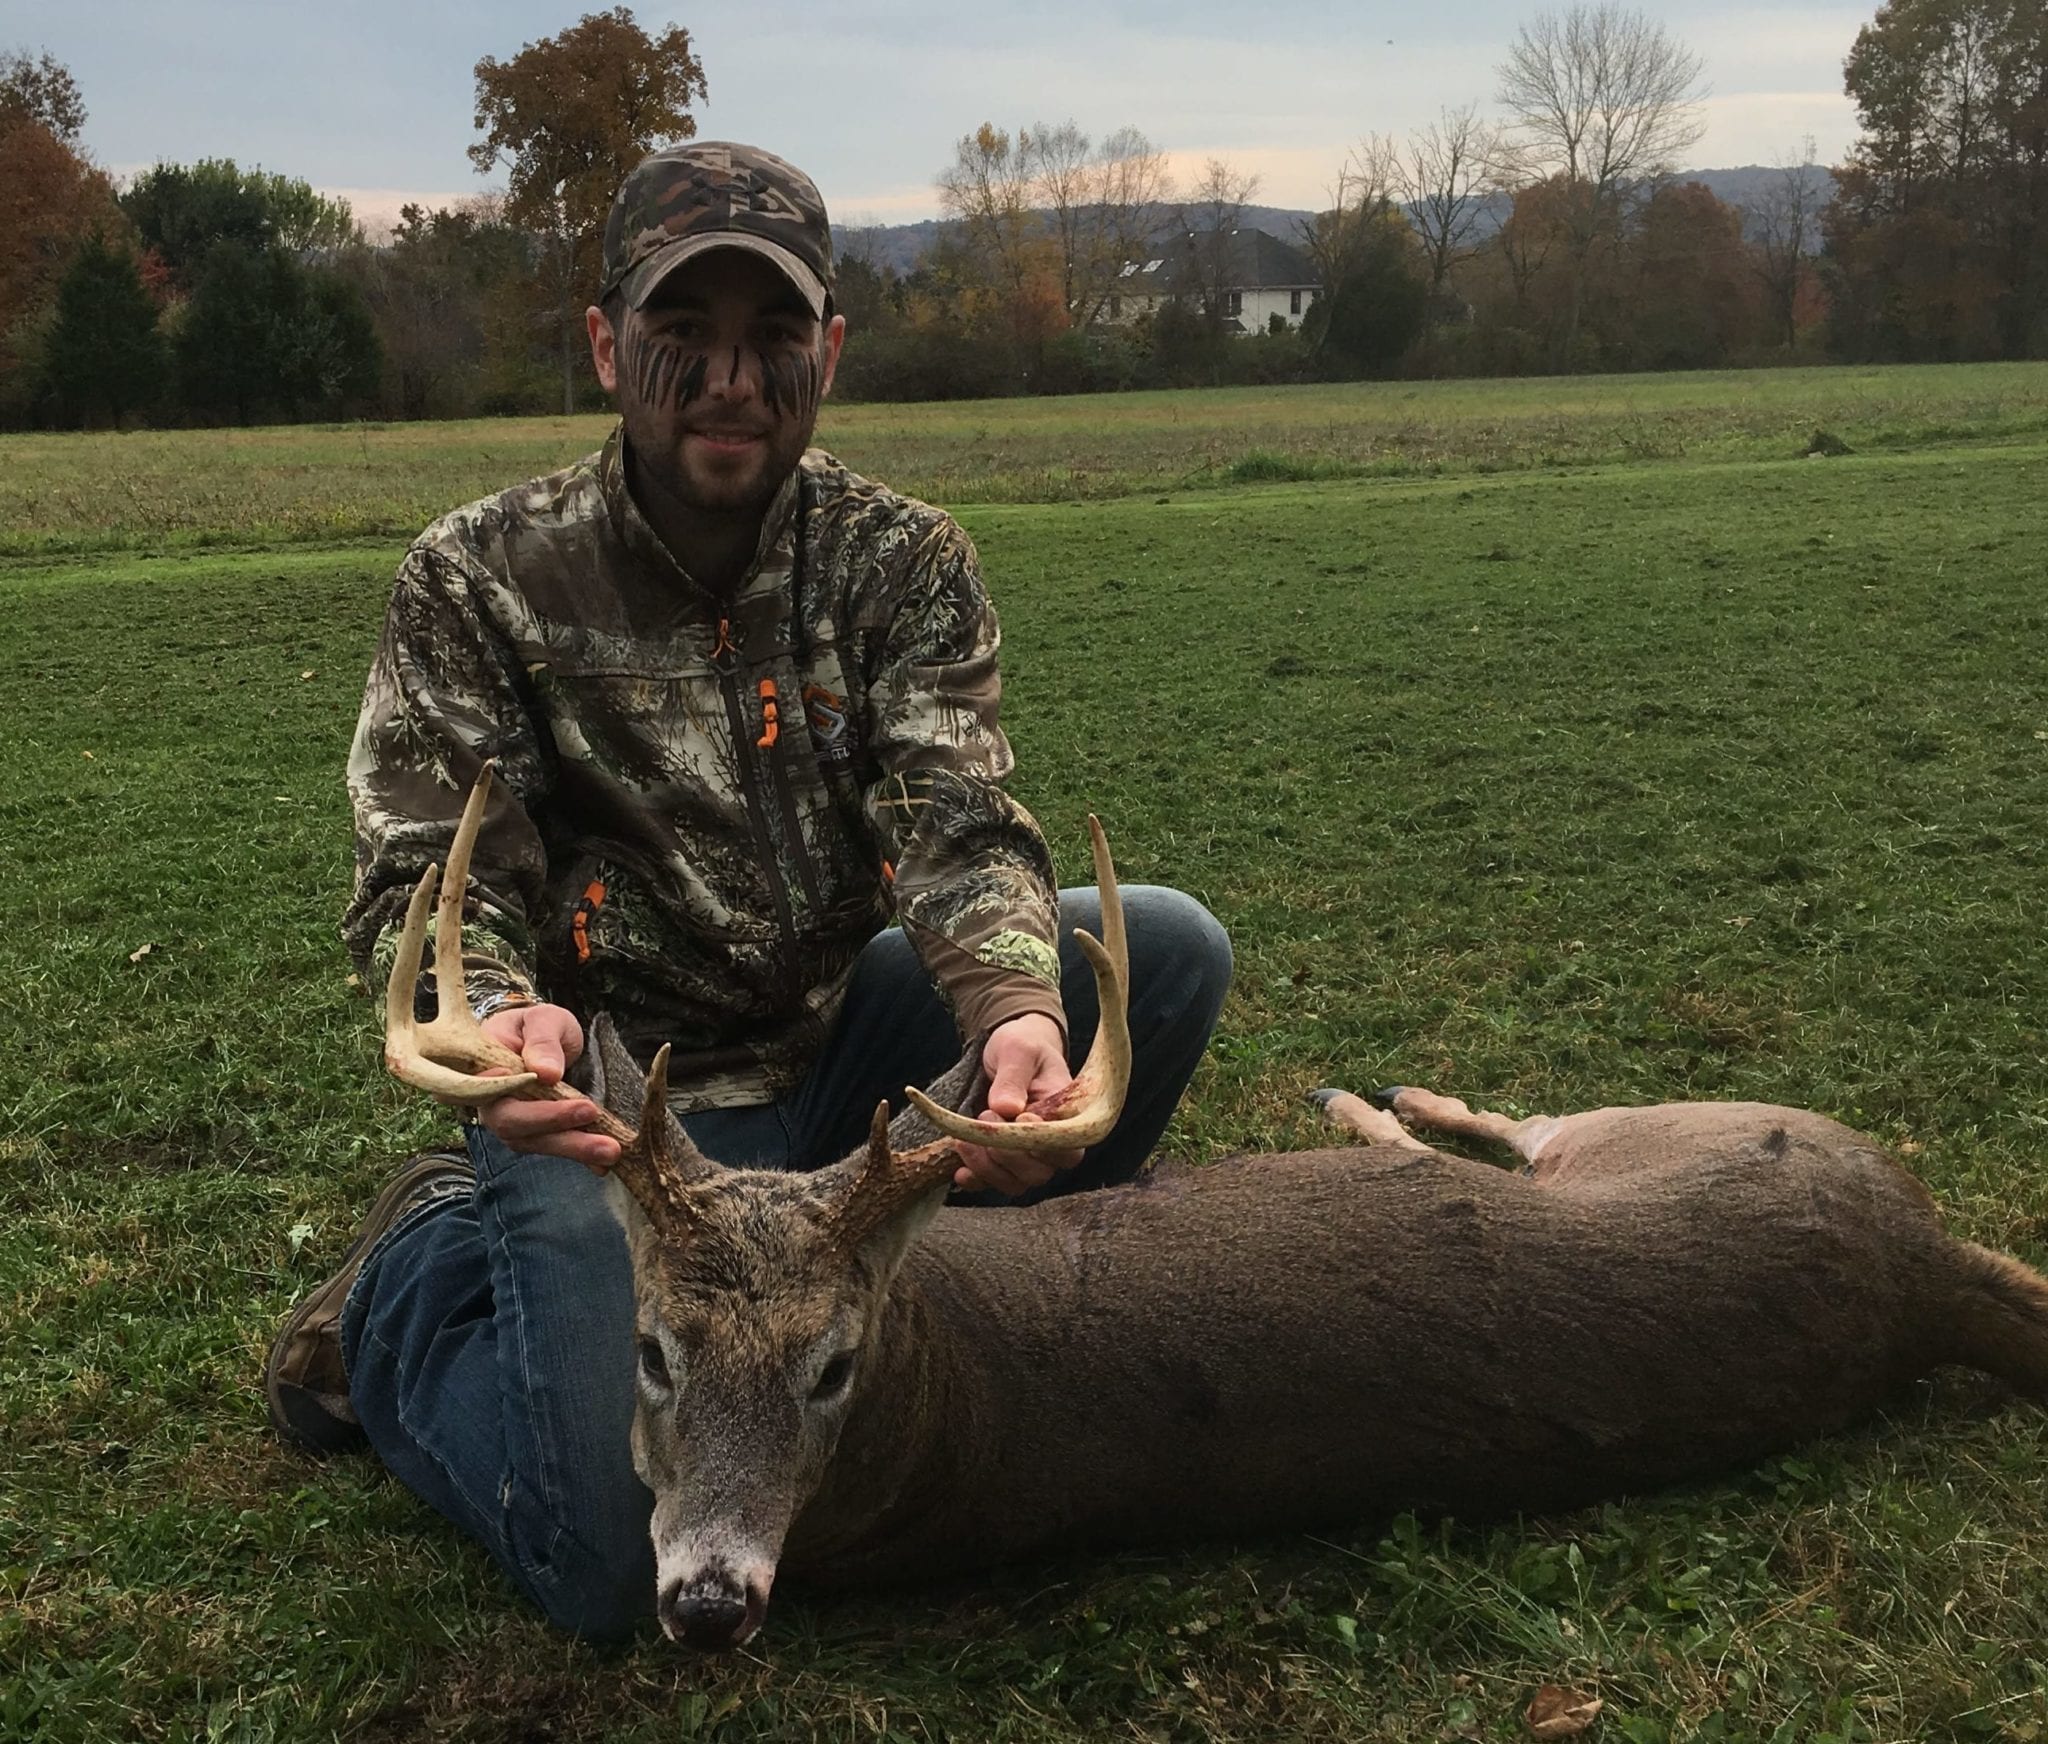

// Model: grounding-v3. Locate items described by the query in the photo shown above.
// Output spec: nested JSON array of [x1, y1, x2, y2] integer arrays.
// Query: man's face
[[590, 249, 844, 519]]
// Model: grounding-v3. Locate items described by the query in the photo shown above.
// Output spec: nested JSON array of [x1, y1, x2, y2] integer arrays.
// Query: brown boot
[[266, 1152, 474, 1455]]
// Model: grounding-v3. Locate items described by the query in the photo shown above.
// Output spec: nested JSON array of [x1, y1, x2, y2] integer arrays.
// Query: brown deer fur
[[584, 1024, 2048, 1642]]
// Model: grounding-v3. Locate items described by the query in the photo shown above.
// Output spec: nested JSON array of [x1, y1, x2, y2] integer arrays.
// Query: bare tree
[[936, 123, 1040, 313], [1176, 157, 1262, 325], [1298, 137, 1400, 347], [1020, 121, 1173, 327], [1077, 126, 1174, 325], [1496, 3, 1707, 362], [1744, 137, 1826, 351], [1397, 104, 1512, 313]]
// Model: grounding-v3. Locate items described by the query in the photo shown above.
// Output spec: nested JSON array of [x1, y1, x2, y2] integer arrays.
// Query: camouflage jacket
[[344, 427, 1064, 1112]]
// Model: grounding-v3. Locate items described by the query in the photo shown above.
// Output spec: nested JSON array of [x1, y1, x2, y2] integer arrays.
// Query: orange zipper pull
[[711, 617, 735, 663], [756, 677, 780, 748], [571, 879, 607, 964]]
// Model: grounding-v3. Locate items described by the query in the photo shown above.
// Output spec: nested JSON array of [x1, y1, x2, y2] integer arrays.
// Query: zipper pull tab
[[711, 617, 736, 667], [756, 677, 780, 748]]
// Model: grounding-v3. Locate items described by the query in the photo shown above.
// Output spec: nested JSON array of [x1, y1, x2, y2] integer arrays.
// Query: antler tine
[[382, 763, 634, 1151], [830, 1100, 963, 1248], [605, 1043, 701, 1235], [382, 762, 543, 1102], [902, 815, 1132, 1153]]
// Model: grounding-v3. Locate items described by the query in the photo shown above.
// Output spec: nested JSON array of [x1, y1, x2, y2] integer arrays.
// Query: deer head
[[382, 764, 1131, 1648]]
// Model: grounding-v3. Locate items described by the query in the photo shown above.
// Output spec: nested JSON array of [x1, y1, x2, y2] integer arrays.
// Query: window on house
[[1290, 289, 1302, 315], [1226, 290, 1243, 316]]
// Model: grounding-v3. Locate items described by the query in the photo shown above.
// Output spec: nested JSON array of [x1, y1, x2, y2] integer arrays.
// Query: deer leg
[[1308, 1088, 1435, 1152], [1370, 1086, 1569, 1169]]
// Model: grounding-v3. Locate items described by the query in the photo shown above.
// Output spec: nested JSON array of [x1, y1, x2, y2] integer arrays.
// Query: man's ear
[[587, 304, 620, 393], [819, 312, 847, 400]]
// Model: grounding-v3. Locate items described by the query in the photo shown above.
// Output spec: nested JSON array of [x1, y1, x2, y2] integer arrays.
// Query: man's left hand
[[952, 1012, 1083, 1195]]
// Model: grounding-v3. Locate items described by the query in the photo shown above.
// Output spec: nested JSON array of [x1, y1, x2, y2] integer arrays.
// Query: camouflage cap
[[601, 141, 834, 319]]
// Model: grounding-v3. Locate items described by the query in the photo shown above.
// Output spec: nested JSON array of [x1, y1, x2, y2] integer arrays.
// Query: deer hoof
[[1370, 1086, 1413, 1110]]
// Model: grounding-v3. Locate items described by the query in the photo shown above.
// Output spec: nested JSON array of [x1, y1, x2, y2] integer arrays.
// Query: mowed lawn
[[4, 369, 2048, 1742]]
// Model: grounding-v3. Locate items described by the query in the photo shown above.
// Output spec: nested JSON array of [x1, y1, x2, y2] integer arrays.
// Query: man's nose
[[704, 344, 759, 402]]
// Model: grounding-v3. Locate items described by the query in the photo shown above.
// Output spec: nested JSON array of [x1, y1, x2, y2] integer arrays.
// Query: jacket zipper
[[713, 619, 804, 990]]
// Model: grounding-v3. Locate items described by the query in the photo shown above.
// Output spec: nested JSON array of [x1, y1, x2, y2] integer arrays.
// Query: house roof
[[1113, 226, 1321, 295]]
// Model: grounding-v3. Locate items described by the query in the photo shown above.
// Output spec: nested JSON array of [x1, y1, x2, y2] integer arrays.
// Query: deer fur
[[584, 1022, 2048, 1649]]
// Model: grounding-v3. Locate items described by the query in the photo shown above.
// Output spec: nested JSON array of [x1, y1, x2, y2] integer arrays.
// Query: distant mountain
[[835, 168, 1839, 275]]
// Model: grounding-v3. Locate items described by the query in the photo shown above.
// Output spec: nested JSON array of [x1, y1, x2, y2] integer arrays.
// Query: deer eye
[[638, 1336, 672, 1389], [811, 1351, 856, 1403]]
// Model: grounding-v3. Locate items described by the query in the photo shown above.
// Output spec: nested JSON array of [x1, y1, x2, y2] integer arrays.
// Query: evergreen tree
[[43, 235, 162, 425]]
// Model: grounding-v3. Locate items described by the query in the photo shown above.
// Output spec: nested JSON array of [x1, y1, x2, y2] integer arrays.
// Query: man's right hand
[[475, 1003, 622, 1173]]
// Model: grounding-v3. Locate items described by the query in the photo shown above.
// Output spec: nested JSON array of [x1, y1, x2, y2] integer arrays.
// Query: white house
[[1104, 227, 1321, 334]]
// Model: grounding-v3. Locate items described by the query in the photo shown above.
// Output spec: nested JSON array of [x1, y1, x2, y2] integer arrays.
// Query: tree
[[470, 6, 709, 412], [935, 123, 1045, 329], [1624, 181, 1766, 367], [1300, 138, 1399, 345], [936, 120, 1172, 341], [1396, 105, 1513, 323], [351, 199, 532, 418], [1176, 157, 1263, 328], [122, 160, 359, 288], [1744, 141, 1829, 351], [175, 241, 380, 423], [1828, 0, 2048, 359], [0, 48, 84, 140], [1496, 3, 1707, 364], [0, 118, 123, 405], [43, 235, 162, 424]]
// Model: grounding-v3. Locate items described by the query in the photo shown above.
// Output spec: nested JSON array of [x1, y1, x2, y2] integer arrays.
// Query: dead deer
[[385, 767, 2048, 1650]]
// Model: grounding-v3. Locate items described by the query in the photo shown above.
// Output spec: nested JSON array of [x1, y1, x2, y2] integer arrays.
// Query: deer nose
[[659, 1573, 751, 1651]]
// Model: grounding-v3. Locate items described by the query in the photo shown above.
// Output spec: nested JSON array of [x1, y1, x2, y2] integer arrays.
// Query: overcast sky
[[18, 1, 1867, 234]]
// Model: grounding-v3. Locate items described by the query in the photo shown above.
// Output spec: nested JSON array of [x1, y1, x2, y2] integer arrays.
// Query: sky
[[17, 1, 1869, 236]]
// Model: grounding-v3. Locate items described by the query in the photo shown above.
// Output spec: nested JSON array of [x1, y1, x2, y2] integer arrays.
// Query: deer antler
[[381, 761, 635, 1149], [901, 815, 1131, 1152]]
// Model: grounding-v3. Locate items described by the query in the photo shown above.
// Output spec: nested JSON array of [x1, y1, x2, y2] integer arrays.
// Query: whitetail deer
[[386, 767, 2048, 1650]]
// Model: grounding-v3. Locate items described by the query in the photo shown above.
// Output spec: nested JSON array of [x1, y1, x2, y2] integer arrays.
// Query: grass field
[[5, 365, 2048, 1742]]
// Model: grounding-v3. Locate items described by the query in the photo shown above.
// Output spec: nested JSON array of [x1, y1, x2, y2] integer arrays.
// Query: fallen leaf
[[1898, 1139, 1924, 1157], [287, 1221, 316, 1258], [81, 749, 96, 760], [127, 943, 155, 964], [345, 973, 363, 991], [1525, 1685, 1602, 1739], [300, 669, 317, 680]]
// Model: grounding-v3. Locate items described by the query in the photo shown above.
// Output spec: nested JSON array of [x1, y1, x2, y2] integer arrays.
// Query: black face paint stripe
[[678, 352, 708, 407]]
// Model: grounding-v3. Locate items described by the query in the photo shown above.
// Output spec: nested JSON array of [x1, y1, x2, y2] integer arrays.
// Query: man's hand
[[473, 1003, 622, 1173], [951, 1012, 1083, 1196]]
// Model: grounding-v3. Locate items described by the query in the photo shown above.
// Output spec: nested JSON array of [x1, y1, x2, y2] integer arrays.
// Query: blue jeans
[[341, 887, 1231, 1639]]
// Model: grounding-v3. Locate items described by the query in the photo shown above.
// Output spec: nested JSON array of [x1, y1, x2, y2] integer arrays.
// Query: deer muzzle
[[657, 1558, 775, 1650]]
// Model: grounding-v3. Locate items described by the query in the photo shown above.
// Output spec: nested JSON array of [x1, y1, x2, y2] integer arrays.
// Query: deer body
[[386, 772, 2048, 1647], [782, 1105, 2045, 1588]]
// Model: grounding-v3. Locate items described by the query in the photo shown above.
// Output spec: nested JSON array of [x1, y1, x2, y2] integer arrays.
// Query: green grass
[[6, 369, 2048, 1741], [4, 361, 2048, 555]]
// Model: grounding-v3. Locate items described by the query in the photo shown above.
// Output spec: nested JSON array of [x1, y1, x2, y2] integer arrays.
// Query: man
[[266, 142, 1232, 1639]]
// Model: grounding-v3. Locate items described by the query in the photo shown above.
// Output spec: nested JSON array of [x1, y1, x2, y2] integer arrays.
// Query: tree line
[[0, 0, 2042, 429]]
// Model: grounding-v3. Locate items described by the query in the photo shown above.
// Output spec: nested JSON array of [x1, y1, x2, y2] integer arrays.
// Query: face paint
[[623, 323, 711, 414], [758, 346, 821, 420]]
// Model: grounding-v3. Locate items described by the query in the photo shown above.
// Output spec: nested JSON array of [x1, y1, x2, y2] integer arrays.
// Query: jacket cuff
[[906, 921, 1069, 1044]]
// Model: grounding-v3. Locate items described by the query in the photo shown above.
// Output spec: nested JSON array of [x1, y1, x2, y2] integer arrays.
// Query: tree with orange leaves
[[0, 74, 125, 419], [470, 7, 709, 413]]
